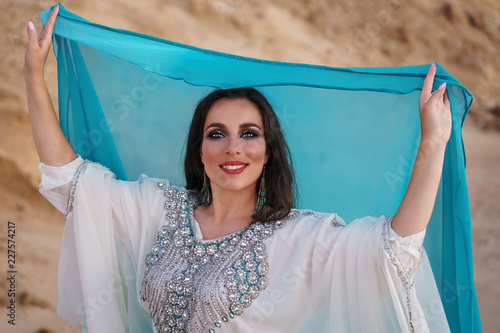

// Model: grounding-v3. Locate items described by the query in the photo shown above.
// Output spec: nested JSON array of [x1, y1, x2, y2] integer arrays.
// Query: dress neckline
[[188, 196, 253, 244]]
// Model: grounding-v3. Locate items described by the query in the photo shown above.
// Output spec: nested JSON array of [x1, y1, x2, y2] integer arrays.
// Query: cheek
[[243, 140, 267, 160], [201, 140, 223, 164]]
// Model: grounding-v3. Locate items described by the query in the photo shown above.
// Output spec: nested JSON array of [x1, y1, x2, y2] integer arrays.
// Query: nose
[[226, 136, 241, 155]]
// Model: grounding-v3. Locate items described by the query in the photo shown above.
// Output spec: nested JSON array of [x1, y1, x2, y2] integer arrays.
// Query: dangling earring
[[253, 165, 266, 218], [200, 170, 212, 206]]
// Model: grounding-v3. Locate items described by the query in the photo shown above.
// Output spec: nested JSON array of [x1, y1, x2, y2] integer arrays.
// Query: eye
[[207, 130, 224, 139], [241, 131, 259, 138]]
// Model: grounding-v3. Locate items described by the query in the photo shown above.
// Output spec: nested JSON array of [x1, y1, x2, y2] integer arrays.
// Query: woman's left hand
[[392, 63, 452, 237], [418, 63, 452, 146]]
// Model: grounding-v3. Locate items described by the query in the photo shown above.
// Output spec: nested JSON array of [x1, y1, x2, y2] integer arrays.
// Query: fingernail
[[438, 82, 446, 90], [28, 21, 35, 31]]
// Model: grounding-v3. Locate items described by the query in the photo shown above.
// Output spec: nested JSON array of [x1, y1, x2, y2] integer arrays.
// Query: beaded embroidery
[[65, 160, 89, 217], [140, 185, 293, 333], [382, 216, 424, 333], [65, 159, 111, 217]]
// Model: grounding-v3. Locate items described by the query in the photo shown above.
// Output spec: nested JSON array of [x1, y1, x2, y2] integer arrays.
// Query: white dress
[[39, 156, 450, 333]]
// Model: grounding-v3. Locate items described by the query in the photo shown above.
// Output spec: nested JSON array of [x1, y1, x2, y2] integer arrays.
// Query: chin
[[215, 179, 258, 193], [223, 183, 256, 192]]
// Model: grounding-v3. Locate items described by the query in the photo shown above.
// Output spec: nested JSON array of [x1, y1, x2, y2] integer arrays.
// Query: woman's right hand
[[24, 5, 59, 78]]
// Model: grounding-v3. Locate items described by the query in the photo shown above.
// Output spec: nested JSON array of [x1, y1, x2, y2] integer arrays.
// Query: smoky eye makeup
[[204, 123, 263, 139], [206, 130, 224, 139], [240, 123, 262, 138], [241, 130, 259, 138]]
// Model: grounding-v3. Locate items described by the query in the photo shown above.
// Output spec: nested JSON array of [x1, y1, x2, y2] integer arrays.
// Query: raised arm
[[391, 63, 451, 237], [24, 5, 77, 167]]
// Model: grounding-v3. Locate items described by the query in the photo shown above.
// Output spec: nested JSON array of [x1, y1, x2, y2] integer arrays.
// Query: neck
[[206, 186, 256, 227]]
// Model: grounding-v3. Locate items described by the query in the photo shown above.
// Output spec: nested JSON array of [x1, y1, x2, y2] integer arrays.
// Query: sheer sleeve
[[305, 214, 450, 333], [38, 156, 166, 332], [38, 156, 85, 214], [388, 223, 426, 271]]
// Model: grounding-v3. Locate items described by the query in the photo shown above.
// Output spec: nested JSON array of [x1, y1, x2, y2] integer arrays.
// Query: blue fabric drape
[[42, 4, 481, 332]]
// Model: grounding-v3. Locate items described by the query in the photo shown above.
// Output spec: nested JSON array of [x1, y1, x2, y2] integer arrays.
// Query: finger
[[39, 5, 59, 45], [444, 89, 450, 108], [46, 5, 59, 28], [427, 82, 447, 106], [27, 21, 39, 49], [421, 63, 436, 99]]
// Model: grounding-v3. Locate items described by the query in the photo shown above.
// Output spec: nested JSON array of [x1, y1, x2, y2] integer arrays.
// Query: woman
[[26, 5, 451, 332]]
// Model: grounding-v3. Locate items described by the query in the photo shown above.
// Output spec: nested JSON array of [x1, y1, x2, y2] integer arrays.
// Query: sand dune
[[1, 0, 499, 332]]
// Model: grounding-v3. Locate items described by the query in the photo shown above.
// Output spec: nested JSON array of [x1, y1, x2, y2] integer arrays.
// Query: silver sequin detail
[[66, 159, 111, 217], [140, 185, 293, 333], [300, 210, 343, 228], [65, 161, 89, 217], [329, 213, 343, 227], [382, 216, 423, 333], [300, 210, 323, 219]]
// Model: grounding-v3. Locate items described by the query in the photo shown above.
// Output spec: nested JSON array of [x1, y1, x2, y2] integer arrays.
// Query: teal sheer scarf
[[42, 4, 481, 332]]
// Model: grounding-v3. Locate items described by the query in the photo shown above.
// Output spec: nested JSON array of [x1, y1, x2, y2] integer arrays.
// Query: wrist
[[417, 137, 447, 159], [420, 124, 451, 146], [420, 130, 449, 148], [24, 67, 46, 84]]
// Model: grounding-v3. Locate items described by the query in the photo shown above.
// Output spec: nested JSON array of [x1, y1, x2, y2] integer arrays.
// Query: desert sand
[[1, 0, 499, 332]]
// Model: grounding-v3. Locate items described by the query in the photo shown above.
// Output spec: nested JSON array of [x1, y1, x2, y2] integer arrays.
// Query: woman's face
[[201, 98, 268, 196]]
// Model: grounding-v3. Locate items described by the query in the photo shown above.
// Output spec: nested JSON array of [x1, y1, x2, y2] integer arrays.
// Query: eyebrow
[[205, 122, 262, 131]]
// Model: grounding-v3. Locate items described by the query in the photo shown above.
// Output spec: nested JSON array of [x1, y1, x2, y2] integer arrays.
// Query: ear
[[265, 152, 269, 164]]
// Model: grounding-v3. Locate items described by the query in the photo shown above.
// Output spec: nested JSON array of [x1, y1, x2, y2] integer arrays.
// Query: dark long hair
[[184, 88, 296, 222]]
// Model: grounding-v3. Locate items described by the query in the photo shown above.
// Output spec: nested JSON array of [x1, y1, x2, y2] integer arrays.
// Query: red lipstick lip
[[220, 161, 247, 166], [219, 161, 248, 174]]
